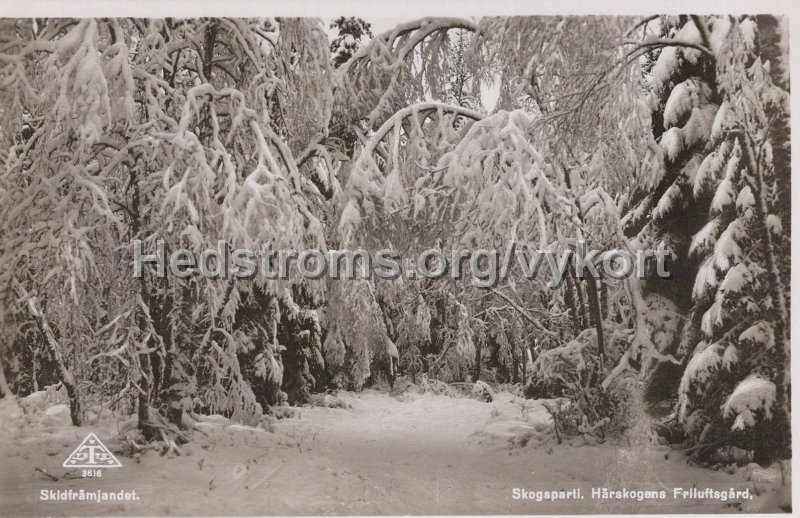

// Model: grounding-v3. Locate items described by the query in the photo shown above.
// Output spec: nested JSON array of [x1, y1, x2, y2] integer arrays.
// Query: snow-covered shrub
[[416, 375, 458, 398], [541, 398, 577, 444], [307, 393, 352, 409], [528, 329, 628, 439], [529, 329, 599, 396], [471, 380, 495, 402]]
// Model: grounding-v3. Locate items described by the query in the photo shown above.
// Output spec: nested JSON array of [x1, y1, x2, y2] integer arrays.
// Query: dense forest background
[[0, 15, 791, 465]]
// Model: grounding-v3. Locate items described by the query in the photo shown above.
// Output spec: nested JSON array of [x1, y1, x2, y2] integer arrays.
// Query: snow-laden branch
[[338, 17, 479, 75], [622, 15, 660, 38], [333, 18, 481, 128], [362, 102, 485, 158], [622, 37, 714, 59], [489, 287, 561, 341]]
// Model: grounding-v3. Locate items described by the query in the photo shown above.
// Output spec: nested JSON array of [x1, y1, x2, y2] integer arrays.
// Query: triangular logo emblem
[[62, 433, 122, 468]]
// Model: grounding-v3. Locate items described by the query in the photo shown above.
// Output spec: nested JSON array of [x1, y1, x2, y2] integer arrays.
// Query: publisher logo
[[62, 433, 122, 468]]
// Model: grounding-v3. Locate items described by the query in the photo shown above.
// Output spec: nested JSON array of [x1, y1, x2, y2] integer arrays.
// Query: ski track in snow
[[0, 391, 784, 516]]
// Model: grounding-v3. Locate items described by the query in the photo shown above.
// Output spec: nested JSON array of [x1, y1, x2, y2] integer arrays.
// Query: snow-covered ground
[[0, 390, 790, 516]]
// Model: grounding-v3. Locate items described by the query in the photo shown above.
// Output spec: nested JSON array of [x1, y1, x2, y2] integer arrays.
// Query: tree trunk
[[572, 271, 588, 329], [510, 346, 519, 384], [752, 426, 771, 466], [0, 355, 12, 398], [137, 347, 157, 440], [585, 274, 605, 366], [27, 297, 81, 425], [564, 268, 581, 333], [136, 267, 158, 439], [31, 345, 39, 392], [130, 160, 158, 439], [473, 337, 482, 382]]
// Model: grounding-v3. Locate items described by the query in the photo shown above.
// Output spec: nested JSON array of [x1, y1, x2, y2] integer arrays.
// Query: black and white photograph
[[0, 1, 794, 516]]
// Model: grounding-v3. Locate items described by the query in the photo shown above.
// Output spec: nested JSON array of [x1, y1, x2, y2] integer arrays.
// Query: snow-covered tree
[[330, 17, 373, 68], [1, 18, 332, 435], [618, 15, 790, 463]]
